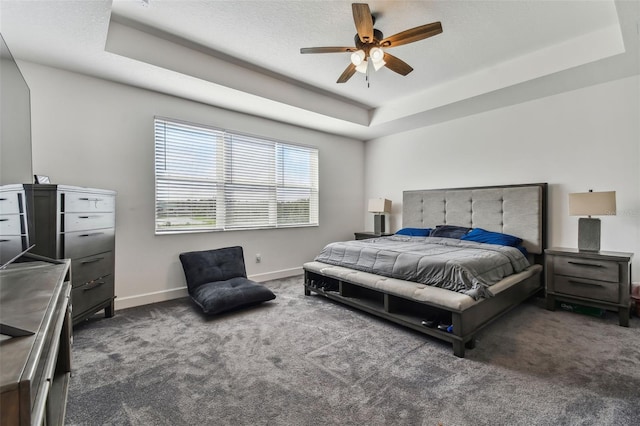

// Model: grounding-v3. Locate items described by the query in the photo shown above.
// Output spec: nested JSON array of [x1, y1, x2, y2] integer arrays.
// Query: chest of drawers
[[545, 247, 633, 326], [0, 184, 29, 264], [25, 184, 116, 325]]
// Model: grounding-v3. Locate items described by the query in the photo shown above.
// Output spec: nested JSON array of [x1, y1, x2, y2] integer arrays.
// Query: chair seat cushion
[[190, 277, 276, 315]]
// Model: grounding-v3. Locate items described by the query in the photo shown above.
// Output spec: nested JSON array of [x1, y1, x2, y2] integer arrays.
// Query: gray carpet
[[66, 276, 640, 425]]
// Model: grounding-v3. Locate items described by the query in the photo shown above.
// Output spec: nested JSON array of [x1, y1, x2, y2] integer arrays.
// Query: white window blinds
[[154, 117, 319, 233]]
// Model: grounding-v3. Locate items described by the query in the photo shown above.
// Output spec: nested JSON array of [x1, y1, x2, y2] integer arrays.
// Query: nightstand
[[545, 247, 633, 326], [354, 232, 393, 240]]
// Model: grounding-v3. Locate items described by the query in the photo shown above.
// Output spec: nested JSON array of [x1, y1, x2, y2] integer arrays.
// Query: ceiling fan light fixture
[[369, 47, 385, 71], [372, 58, 386, 71], [355, 60, 368, 74], [350, 50, 366, 66], [300, 2, 443, 84], [370, 47, 384, 61]]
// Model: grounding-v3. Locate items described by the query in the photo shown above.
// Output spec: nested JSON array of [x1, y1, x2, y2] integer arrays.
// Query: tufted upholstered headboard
[[403, 183, 547, 255]]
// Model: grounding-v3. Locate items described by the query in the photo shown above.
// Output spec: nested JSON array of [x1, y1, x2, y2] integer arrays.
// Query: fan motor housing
[[354, 29, 384, 52]]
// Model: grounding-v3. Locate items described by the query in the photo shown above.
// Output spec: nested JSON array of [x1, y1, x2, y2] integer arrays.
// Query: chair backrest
[[179, 246, 247, 293]]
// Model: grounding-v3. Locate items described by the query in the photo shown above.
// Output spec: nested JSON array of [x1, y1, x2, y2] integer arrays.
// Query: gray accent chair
[[179, 246, 276, 315]]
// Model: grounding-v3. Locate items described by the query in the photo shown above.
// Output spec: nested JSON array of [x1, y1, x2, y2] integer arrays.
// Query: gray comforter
[[314, 236, 530, 299]]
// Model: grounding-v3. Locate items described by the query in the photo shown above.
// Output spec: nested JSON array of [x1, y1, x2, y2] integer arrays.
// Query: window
[[154, 117, 319, 233]]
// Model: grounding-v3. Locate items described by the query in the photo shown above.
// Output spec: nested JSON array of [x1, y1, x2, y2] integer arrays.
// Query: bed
[[303, 183, 547, 357]]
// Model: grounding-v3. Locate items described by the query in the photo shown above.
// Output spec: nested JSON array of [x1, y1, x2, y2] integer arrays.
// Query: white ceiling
[[1, 0, 638, 140]]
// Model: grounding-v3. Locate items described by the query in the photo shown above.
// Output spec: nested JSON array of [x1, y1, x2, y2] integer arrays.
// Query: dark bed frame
[[304, 183, 547, 357]]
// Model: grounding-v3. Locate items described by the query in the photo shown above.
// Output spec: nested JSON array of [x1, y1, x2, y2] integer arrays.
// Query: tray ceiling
[[1, 0, 638, 139]]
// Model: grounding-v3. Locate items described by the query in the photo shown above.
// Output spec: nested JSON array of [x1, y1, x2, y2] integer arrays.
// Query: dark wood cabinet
[[24, 184, 116, 324], [0, 260, 72, 426]]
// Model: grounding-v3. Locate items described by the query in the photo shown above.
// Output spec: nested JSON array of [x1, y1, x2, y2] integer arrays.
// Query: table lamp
[[368, 198, 391, 235], [568, 190, 616, 252]]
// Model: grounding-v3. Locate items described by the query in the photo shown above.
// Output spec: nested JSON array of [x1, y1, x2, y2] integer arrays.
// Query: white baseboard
[[115, 266, 303, 311], [115, 287, 189, 310], [250, 266, 303, 283]]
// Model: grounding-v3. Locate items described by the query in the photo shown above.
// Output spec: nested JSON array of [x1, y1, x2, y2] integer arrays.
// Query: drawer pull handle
[[0, 239, 10, 242], [78, 215, 102, 219], [81, 257, 105, 265], [79, 232, 104, 237], [567, 261, 603, 268], [0, 198, 7, 201], [79, 197, 103, 202], [568, 279, 603, 287], [83, 281, 106, 291], [0, 218, 8, 222]]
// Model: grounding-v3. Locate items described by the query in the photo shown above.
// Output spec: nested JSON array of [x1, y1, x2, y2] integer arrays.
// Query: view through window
[[154, 117, 319, 233]]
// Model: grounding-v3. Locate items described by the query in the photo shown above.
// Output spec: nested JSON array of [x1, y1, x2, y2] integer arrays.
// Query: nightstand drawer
[[553, 256, 618, 282], [554, 275, 619, 303]]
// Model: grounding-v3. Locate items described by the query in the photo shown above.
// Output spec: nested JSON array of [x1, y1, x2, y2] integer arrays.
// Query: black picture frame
[[34, 175, 50, 184]]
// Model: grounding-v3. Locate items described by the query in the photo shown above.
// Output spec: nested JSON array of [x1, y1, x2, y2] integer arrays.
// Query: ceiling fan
[[300, 3, 443, 84]]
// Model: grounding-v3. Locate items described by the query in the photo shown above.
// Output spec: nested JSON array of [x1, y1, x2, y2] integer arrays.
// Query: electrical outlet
[[255, 253, 261, 263]]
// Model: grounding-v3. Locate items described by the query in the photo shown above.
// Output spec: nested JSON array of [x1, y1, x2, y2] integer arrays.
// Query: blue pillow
[[395, 227, 432, 237], [429, 225, 471, 239], [461, 228, 522, 247]]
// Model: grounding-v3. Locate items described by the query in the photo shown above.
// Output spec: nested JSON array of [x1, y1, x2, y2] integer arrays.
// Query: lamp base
[[578, 217, 601, 252], [373, 214, 386, 235]]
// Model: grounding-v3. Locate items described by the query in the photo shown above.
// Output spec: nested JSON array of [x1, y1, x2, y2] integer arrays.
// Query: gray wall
[[364, 75, 640, 279], [22, 62, 365, 309]]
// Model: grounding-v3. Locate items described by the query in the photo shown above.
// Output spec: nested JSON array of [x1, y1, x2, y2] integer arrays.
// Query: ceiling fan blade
[[383, 53, 413, 76], [352, 3, 374, 43], [380, 22, 443, 48], [300, 47, 356, 54], [337, 63, 357, 83]]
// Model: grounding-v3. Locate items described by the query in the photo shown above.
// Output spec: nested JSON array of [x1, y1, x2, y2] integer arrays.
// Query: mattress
[[313, 236, 530, 299]]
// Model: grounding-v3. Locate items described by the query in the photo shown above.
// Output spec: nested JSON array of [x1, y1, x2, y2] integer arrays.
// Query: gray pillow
[[429, 225, 471, 239]]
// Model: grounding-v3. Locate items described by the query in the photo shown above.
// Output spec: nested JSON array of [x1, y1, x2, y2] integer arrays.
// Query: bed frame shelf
[[304, 272, 474, 355], [305, 266, 541, 357]]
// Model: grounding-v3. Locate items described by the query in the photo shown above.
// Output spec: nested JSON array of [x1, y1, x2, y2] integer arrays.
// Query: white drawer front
[[64, 212, 115, 232], [63, 192, 115, 213], [0, 214, 25, 235], [0, 191, 23, 215]]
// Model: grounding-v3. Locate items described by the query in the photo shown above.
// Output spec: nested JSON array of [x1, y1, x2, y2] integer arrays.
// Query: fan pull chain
[[366, 59, 371, 88]]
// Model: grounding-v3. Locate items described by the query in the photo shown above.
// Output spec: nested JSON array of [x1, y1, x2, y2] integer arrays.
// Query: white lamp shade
[[370, 47, 384, 61], [355, 60, 368, 74], [372, 58, 386, 71], [569, 191, 616, 216], [350, 50, 365, 66], [368, 198, 391, 213]]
